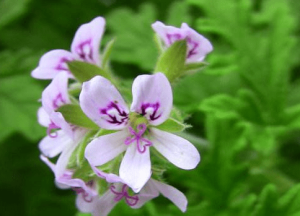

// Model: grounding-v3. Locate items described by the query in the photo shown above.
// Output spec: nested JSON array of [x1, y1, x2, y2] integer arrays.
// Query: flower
[[152, 21, 213, 63], [81, 73, 200, 192], [91, 178, 187, 216], [31, 17, 105, 79]]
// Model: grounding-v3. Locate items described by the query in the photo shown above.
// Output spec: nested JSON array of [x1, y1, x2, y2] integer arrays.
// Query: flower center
[[100, 102, 128, 125], [110, 185, 139, 206], [72, 180, 95, 203], [124, 123, 152, 154]]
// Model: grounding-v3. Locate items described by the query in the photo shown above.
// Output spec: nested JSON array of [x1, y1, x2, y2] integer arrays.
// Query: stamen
[[124, 124, 152, 154], [110, 185, 139, 206], [47, 122, 60, 138], [72, 187, 93, 203]]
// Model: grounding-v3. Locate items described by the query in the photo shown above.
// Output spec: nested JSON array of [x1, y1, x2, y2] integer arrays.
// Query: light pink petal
[[55, 129, 86, 177], [40, 155, 56, 173], [31, 49, 75, 79], [85, 130, 128, 167], [130, 73, 172, 126], [38, 107, 51, 127], [57, 177, 97, 197], [42, 72, 70, 114], [151, 128, 200, 170], [80, 76, 129, 130], [39, 130, 72, 158], [151, 179, 187, 212], [91, 166, 124, 183], [119, 144, 151, 193], [181, 23, 213, 63], [152, 21, 188, 47], [131, 180, 159, 209], [71, 17, 105, 66], [92, 189, 118, 216], [50, 112, 74, 139], [76, 193, 99, 213]]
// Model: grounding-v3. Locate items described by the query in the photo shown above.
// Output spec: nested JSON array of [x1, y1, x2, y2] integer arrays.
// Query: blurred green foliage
[[0, 0, 300, 215]]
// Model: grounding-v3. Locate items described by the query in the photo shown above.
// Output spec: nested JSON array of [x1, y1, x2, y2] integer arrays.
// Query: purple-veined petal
[[55, 129, 86, 177], [71, 17, 105, 66], [31, 49, 75, 79], [92, 188, 118, 216], [131, 73, 172, 126], [119, 144, 151, 193], [151, 179, 187, 212], [80, 76, 129, 130], [181, 23, 213, 63], [39, 130, 72, 158], [38, 107, 51, 127], [131, 180, 159, 209], [152, 21, 188, 47], [42, 72, 70, 114], [151, 128, 200, 170], [85, 130, 128, 167], [50, 112, 74, 139]]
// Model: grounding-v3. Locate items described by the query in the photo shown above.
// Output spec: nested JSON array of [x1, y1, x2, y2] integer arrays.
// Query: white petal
[[39, 130, 72, 158], [31, 49, 76, 79], [181, 23, 213, 63], [55, 129, 85, 177], [50, 112, 74, 139], [91, 166, 124, 183], [40, 155, 56, 173], [131, 180, 159, 209], [92, 189, 118, 216], [42, 72, 70, 114], [71, 17, 105, 66], [38, 107, 51, 127], [76, 194, 98, 213], [119, 144, 151, 193], [131, 73, 172, 126], [85, 130, 128, 167], [80, 76, 129, 130], [151, 128, 200, 170], [151, 179, 187, 212]]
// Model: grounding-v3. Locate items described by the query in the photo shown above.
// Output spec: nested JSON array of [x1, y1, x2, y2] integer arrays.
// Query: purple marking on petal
[[124, 124, 152, 154], [141, 102, 161, 121], [55, 57, 73, 71], [47, 122, 60, 138], [166, 33, 183, 45], [76, 39, 93, 62], [110, 185, 139, 206], [187, 37, 199, 59], [72, 180, 95, 203], [100, 102, 128, 125], [52, 93, 66, 109]]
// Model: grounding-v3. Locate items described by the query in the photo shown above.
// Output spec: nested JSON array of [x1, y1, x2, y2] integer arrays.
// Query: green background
[[1, 0, 300, 215]]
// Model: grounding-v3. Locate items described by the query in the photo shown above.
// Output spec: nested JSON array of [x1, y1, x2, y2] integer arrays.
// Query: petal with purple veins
[[71, 17, 105, 66], [131, 73, 172, 126], [42, 72, 70, 114], [31, 49, 75, 79], [80, 76, 129, 130]]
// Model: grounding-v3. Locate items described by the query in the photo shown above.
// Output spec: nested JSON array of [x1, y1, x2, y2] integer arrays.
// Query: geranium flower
[[31, 17, 105, 79], [92, 179, 187, 216], [152, 21, 213, 63], [81, 73, 200, 192]]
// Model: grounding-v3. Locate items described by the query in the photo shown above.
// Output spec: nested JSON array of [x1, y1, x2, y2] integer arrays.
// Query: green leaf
[[154, 40, 187, 83], [155, 118, 189, 132], [0, 49, 44, 141], [184, 62, 208, 72], [67, 61, 111, 83], [57, 104, 99, 130]]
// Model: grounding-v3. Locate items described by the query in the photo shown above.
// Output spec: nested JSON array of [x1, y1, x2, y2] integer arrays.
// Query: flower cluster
[[32, 17, 213, 216]]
